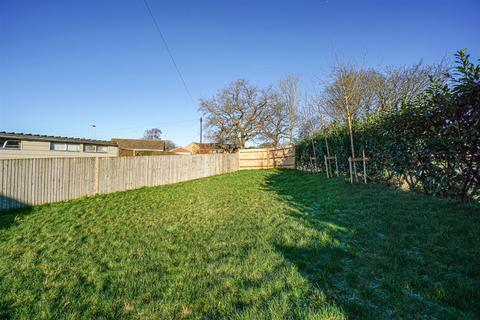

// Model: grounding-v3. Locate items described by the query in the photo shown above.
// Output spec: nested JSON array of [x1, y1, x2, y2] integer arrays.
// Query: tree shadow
[[263, 169, 480, 319], [0, 297, 14, 320], [0, 195, 33, 230]]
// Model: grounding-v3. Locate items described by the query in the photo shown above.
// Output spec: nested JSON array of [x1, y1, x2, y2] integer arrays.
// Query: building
[[171, 147, 191, 155], [0, 132, 118, 159], [185, 142, 236, 154], [112, 138, 173, 156]]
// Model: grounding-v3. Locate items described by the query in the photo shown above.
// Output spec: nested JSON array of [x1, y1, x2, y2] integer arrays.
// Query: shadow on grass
[[0, 299, 14, 320], [0, 195, 33, 230], [264, 169, 480, 318]]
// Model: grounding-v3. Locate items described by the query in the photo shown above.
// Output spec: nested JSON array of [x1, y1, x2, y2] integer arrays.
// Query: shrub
[[296, 50, 480, 201]]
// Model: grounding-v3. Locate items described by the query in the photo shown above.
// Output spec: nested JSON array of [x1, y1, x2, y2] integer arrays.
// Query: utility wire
[[142, 0, 196, 106], [92, 119, 198, 134], [61, 119, 198, 137]]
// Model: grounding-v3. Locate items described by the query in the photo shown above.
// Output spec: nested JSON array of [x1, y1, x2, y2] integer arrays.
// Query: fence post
[[335, 155, 339, 176], [324, 155, 329, 178], [349, 157, 353, 184], [94, 157, 100, 194], [363, 149, 367, 184]]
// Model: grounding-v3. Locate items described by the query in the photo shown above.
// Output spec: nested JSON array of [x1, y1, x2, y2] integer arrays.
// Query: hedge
[[296, 50, 480, 201]]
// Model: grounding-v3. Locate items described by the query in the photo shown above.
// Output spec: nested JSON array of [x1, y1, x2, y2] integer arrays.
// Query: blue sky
[[1, 0, 479, 146]]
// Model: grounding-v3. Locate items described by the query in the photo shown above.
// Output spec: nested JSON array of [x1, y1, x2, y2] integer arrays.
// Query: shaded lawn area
[[0, 170, 479, 319]]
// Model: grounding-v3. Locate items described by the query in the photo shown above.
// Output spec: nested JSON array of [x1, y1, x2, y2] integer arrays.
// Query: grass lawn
[[1, 170, 479, 319]]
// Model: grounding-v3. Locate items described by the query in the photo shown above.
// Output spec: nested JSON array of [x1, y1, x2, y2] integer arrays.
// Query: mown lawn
[[1, 170, 479, 319]]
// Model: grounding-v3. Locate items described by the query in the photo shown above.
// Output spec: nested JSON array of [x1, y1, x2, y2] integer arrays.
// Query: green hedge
[[296, 50, 480, 201]]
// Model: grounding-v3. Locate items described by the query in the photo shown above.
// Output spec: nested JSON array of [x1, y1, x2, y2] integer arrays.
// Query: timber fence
[[0, 146, 295, 211], [0, 154, 239, 211], [238, 146, 295, 170]]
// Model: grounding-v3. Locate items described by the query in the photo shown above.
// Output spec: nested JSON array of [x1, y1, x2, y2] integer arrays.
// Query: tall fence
[[0, 154, 239, 211], [238, 146, 295, 170]]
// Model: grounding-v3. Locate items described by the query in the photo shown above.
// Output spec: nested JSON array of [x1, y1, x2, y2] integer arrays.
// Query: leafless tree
[[143, 128, 162, 140], [200, 60, 443, 151], [308, 93, 332, 156], [298, 94, 330, 171], [323, 62, 373, 162], [260, 93, 289, 147], [199, 79, 271, 148], [278, 74, 300, 145], [319, 61, 446, 122], [314, 59, 445, 178], [316, 62, 377, 178], [298, 93, 321, 140], [373, 61, 447, 113]]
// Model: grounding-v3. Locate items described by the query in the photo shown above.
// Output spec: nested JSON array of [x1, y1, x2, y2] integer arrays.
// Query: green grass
[[1, 170, 479, 319]]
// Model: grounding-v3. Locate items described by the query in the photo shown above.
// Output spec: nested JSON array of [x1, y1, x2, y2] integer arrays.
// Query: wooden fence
[[0, 154, 239, 211], [239, 146, 295, 170]]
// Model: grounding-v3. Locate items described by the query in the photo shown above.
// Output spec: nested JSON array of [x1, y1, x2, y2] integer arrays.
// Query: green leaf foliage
[[296, 50, 480, 201]]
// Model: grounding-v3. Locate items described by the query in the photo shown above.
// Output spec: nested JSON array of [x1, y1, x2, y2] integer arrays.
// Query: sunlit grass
[[1, 170, 479, 319]]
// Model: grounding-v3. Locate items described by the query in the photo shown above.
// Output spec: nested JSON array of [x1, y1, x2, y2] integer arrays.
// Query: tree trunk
[[319, 115, 330, 157], [238, 137, 246, 149], [311, 138, 317, 172], [347, 115, 357, 180], [324, 136, 330, 157]]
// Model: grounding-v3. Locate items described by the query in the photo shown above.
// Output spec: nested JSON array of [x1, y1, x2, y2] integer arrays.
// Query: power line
[[93, 118, 198, 134], [60, 119, 198, 137], [142, 0, 195, 106]]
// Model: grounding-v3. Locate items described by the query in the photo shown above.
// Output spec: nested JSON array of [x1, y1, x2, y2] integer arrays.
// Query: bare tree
[[297, 94, 327, 171], [260, 93, 289, 147], [143, 128, 162, 140], [318, 61, 378, 178], [309, 94, 331, 156], [278, 74, 300, 145], [316, 59, 445, 177], [199, 79, 271, 148], [298, 93, 321, 140], [357, 69, 381, 118], [373, 61, 446, 113], [323, 62, 371, 160]]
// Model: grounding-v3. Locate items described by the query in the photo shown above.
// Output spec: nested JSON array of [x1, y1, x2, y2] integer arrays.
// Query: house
[[0, 132, 118, 159], [171, 147, 191, 155], [111, 138, 173, 156], [185, 142, 236, 154]]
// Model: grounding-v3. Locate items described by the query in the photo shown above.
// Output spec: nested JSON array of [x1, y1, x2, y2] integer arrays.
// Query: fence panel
[[238, 146, 295, 170], [0, 153, 239, 211]]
